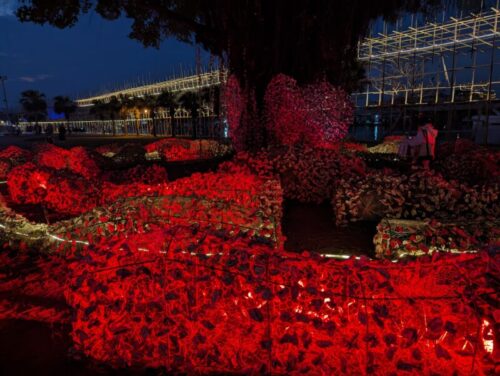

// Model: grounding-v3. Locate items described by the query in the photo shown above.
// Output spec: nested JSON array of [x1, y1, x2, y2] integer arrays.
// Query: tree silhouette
[[53, 95, 77, 132], [20, 90, 47, 125], [142, 94, 159, 137], [17, 0, 456, 148], [179, 91, 201, 139], [119, 96, 143, 135], [106, 96, 122, 135], [90, 99, 107, 134], [156, 90, 178, 136]]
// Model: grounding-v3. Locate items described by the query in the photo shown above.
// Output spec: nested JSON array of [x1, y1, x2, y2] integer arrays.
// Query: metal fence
[[19, 115, 229, 140]]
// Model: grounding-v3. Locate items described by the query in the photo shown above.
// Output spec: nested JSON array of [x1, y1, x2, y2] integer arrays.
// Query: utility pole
[[0, 75, 10, 125]]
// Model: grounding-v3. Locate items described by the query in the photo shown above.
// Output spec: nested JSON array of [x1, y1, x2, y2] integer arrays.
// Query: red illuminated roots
[[145, 138, 231, 161], [226, 74, 354, 151], [220, 146, 366, 203], [0, 146, 33, 179], [264, 74, 353, 148], [264, 74, 308, 146], [6, 162, 169, 216], [333, 168, 499, 225], [374, 218, 499, 258], [224, 75, 247, 151], [64, 227, 498, 374]]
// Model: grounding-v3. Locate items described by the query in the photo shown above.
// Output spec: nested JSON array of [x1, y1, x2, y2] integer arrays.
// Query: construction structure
[[75, 70, 226, 107], [19, 69, 227, 139], [18, 5, 500, 143], [352, 6, 500, 143]]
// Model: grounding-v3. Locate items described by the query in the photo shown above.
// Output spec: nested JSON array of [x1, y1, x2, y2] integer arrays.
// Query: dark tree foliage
[[16, 1, 447, 90], [53, 95, 77, 121], [19, 89, 47, 123]]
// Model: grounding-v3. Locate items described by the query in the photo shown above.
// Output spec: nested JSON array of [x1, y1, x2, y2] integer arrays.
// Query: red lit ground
[[0, 136, 378, 375]]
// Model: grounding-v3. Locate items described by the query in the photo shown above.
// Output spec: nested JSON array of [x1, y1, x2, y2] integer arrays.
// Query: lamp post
[[0, 75, 10, 125]]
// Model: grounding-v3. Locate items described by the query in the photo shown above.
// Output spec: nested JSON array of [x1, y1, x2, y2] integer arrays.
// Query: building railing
[[75, 70, 227, 107], [18, 115, 229, 140]]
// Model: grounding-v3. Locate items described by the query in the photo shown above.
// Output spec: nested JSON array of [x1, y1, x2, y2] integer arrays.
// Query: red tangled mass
[[220, 146, 367, 203], [144, 138, 230, 161], [0, 145, 33, 179], [374, 218, 499, 258], [65, 231, 498, 374], [0, 137, 498, 375], [226, 74, 352, 151], [34, 144, 101, 180]]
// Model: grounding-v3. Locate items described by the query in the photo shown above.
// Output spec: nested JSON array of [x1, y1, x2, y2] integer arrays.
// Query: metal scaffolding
[[352, 7, 500, 143], [355, 7, 500, 107], [76, 70, 226, 107]]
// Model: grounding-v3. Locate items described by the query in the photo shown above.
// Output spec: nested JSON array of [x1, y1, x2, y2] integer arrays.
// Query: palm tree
[[155, 90, 178, 137], [178, 91, 201, 139], [90, 99, 105, 119], [20, 90, 47, 128], [53, 95, 76, 132], [143, 94, 159, 137], [131, 97, 146, 136], [211, 86, 221, 119], [107, 96, 122, 136], [90, 99, 107, 134], [117, 94, 130, 135], [121, 96, 145, 136]]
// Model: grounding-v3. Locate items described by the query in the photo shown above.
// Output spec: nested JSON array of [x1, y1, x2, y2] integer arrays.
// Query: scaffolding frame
[[353, 7, 500, 143], [76, 70, 226, 107], [353, 8, 500, 107]]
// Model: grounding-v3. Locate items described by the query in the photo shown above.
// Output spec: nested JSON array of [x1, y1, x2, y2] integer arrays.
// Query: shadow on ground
[[282, 200, 377, 257]]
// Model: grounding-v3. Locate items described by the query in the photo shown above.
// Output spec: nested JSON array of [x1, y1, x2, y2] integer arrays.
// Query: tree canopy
[[20, 89, 47, 122], [17, 0, 454, 90], [53, 95, 77, 120], [16, 0, 474, 149]]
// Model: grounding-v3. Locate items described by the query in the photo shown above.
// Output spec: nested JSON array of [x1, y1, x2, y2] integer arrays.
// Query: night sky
[[0, 0, 206, 110]]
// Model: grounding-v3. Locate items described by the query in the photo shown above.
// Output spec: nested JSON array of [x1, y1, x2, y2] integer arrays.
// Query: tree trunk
[[152, 113, 157, 137], [170, 109, 176, 138], [135, 112, 140, 136], [192, 115, 198, 140], [112, 117, 116, 136]]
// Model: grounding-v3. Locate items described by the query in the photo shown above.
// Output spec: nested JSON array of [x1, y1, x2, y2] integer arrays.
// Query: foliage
[[19, 89, 47, 122], [15, 0, 449, 149], [53, 95, 77, 120], [156, 89, 178, 118]]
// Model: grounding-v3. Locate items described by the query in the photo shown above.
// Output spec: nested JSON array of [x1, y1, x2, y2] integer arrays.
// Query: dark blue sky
[[0, 0, 206, 110]]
